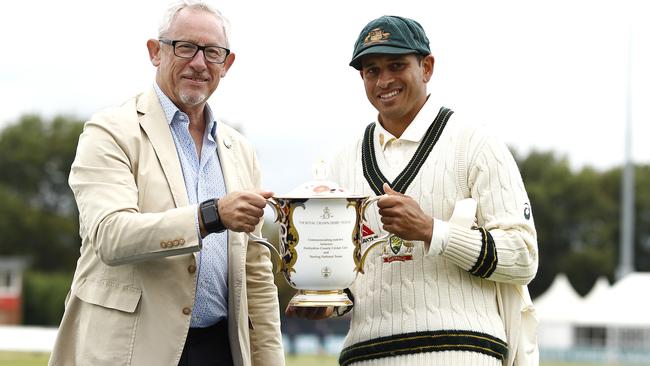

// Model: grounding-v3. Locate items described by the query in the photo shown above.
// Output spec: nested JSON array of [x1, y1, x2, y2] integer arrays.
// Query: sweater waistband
[[339, 329, 507, 366]]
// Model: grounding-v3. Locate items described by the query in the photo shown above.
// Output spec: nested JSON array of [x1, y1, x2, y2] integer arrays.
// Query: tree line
[[1, 115, 648, 324]]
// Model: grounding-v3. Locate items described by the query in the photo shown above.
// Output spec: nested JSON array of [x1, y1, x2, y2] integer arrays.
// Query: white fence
[[0, 326, 346, 356], [0, 326, 57, 353]]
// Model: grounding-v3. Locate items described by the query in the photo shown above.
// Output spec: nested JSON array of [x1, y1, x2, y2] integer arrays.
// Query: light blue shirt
[[154, 84, 228, 327]]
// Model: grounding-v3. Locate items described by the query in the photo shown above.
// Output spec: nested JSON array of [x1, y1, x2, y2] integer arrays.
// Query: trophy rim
[[273, 195, 369, 199], [288, 290, 353, 307]]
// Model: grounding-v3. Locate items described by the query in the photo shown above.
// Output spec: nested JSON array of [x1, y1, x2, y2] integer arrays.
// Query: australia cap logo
[[364, 28, 390, 46]]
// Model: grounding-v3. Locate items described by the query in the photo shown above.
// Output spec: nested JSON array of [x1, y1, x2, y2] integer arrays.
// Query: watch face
[[201, 199, 226, 233]]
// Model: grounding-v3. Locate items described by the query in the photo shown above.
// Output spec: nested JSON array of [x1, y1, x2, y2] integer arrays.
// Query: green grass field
[[0, 352, 633, 366], [0, 352, 50, 366]]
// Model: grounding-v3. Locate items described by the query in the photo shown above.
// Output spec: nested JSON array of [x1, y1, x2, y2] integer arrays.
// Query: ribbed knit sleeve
[[442, 128, 538, 285]]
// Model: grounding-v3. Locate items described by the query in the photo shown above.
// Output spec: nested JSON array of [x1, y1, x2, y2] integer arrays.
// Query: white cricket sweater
[[330, 99, 538, 366]]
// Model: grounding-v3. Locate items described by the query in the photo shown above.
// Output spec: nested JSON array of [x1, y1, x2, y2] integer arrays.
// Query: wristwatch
[[200, 198, 227, 234]]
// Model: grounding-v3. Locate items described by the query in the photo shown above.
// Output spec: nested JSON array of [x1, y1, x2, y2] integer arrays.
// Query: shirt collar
[[153, 83, 217, 141], [153, 83, 179, 125], [375, 95, 441, 149]]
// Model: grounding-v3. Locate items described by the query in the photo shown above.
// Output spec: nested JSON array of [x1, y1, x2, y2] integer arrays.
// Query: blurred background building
[[0, 257, 27, 325], [537, 272, 650, 364]]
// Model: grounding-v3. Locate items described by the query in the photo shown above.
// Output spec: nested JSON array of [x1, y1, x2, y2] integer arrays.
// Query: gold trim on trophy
[[289, 290, 353, 307]]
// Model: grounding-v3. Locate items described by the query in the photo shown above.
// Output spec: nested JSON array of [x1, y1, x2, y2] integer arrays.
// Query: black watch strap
[[200, 198, 226, 234]]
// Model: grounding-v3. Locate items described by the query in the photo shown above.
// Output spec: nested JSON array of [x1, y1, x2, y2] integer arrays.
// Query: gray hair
[[158, 0, 231, 47]]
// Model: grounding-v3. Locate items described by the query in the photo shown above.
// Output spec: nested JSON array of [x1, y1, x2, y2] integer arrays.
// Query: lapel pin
[[223, 137, 232, 149]]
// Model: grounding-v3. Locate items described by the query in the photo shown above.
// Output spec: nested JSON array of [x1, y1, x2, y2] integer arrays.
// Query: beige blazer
[[48, 88, 284, 366]]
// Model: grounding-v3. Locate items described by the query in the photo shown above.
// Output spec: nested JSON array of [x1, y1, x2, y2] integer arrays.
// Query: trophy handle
[[356, 195, 390, 274], [247, 198, 283, 273]]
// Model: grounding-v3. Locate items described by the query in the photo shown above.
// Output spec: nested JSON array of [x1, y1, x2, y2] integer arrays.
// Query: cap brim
[[349, 45, 418, 70]]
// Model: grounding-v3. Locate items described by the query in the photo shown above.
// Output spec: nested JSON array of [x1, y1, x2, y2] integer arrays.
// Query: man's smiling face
[[360, 53, 433, 127]]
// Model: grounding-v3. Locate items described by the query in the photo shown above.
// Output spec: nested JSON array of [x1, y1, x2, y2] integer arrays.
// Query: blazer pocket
[[74, 278, 142, 365], [76, 277, 142, 313]]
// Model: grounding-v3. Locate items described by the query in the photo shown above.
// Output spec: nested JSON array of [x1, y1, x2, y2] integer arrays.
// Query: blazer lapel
[[137, 88, 189, 208], [216, 124, 247, 317], [215, 125, 240, 194]]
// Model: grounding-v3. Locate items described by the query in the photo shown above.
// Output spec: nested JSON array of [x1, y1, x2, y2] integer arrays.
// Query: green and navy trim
[[339, 329, 507, 366], [469, 227, 498, 278], [361, 107, 453, 195]]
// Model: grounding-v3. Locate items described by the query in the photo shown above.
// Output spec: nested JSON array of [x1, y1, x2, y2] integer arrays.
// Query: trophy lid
[[279, 179, 355, 198], [275, 160, 366, 199]]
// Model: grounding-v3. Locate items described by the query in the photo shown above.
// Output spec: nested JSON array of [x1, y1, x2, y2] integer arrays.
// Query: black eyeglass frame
[[159, 39, 231, 64]]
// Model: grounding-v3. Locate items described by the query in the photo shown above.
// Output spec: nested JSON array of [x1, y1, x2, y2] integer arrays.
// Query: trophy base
[[289, 290, 353, 307]]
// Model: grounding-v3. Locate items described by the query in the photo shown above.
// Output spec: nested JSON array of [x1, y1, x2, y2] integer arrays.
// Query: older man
[[49, 1, 283, 365]]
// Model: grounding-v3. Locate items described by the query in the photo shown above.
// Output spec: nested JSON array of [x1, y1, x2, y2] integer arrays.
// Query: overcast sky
[[1, 0, 648, 194]]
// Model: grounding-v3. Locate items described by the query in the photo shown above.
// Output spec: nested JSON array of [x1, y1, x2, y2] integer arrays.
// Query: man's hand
[[218, 190, 273, 233], [285, 304, 334, 320], [377, 183, 433, 243]]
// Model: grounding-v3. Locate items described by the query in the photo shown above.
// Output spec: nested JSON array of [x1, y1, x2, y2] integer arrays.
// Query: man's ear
[[146, 39, 161, 66], [422, 54, 434, 82], [220, 52, 236, 77]]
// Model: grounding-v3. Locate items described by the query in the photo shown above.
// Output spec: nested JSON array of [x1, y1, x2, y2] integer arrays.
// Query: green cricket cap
[[350, 15, 431, 70]]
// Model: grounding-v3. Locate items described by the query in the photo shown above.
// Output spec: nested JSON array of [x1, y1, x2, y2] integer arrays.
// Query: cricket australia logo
[[382, 235, 414, 263], [389, 235, 404, 254]]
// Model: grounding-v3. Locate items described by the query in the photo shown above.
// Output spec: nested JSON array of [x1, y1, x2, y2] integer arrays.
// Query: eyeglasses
[[159, 39, 230, 64]]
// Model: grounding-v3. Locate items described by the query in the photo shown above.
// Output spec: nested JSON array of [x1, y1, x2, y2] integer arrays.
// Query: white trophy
[[248, 162, 387, 307]]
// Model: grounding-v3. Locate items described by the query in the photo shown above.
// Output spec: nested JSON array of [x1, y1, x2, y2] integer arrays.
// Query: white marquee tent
[[536, 272, 650, 355], [583, 276, 611, 304], [577, 272, 650, 327], [535, 273, 585, 323], [535, 273, 585, 349]]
